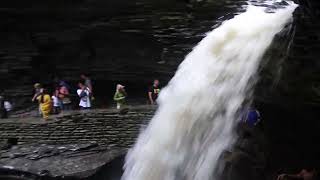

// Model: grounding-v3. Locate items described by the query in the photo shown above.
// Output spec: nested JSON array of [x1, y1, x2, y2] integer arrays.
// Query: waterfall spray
[[122, 2, 297, 180]]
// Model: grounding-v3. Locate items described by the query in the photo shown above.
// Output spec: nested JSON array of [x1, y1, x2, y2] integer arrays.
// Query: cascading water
[[122, 1, 297, 180]]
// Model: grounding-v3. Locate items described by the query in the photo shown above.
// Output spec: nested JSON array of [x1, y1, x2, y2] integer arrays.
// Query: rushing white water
[[122, 2, 297, 180]]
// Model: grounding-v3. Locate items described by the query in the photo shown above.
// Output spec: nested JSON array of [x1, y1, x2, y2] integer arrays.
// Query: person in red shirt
[[148, 79, 161, 105]]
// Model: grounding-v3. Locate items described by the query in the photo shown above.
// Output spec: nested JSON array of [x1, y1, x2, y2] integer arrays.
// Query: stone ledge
[[0, 105, 156, 179]]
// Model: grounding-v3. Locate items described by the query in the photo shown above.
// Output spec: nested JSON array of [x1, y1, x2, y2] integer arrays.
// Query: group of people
[[31, 76, 162, 119], [113, 79, 161, 109], [32, 74, 95, 119]]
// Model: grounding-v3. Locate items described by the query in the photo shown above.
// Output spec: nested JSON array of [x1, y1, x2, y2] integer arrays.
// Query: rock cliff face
[[0, 0, 247, 105], [254, 0, 320, 173], [0, 0, 318, 106]]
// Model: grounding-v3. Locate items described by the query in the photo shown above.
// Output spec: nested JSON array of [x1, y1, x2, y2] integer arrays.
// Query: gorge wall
[[0, 0, 247, 106]]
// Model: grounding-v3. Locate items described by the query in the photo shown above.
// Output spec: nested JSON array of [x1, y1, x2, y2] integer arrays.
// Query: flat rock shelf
[[0, 106, 156, 179]]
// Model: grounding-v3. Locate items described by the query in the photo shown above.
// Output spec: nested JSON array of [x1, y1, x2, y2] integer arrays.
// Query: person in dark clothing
[[58, 82, 72, 111], [0, 96, 8, 119], [148, 79, 161, 105]]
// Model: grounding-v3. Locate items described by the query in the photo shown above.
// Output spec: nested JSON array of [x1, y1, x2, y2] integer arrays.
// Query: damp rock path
[[0, 106, 155, 178], [0, 106, 155, 146]]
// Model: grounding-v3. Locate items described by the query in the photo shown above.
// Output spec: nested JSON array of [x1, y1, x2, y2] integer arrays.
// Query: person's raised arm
[[32, 93, 39, 102], [32, 94, 37, 102], [86, 87, 92, 94], [88, 84, 93, 92]]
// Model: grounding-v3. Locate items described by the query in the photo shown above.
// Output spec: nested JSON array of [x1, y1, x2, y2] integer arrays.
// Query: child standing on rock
[[52, 89, 61, 114], [113, 84, 127, 110]]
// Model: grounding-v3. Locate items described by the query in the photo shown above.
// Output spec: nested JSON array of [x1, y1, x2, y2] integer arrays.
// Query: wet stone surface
[[0, 106, 155, 178], [0, 107, 154, 146], [0, 143, 124, 178]]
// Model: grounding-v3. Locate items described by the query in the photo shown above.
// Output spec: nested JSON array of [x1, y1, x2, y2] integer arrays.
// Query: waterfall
[[122, 2, 297, 180]]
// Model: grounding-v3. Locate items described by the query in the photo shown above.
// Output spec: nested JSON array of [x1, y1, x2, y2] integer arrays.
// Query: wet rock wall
[[0, 0, 246, 106]]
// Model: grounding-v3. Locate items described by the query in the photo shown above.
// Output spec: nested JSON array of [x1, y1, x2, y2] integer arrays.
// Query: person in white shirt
[[4, 101, 12, 112], [77, 81, 91, 110], [51, 90, 61, 114]]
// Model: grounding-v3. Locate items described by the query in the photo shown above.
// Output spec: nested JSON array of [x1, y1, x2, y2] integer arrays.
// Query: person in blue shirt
[[242, 108, 261, 127]]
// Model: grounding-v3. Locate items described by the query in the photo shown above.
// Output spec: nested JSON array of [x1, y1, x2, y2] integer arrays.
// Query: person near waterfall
[[242, 108, 261, 127], [148, 79, 161, 105], [114, 84, 127, 110]]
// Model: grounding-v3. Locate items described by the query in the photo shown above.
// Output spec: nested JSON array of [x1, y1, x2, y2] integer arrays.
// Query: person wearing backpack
[[77, 81, 91, 110]]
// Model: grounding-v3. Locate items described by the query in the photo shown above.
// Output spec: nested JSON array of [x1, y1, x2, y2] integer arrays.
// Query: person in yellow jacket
[[36, 89, 52, 119]]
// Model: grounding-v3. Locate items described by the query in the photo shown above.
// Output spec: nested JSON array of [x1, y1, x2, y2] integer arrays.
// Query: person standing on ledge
[[0, 96, 8, 119], [59, 81, 72, 111], [148, 79, 161, 105], [114, 84, 127, 110], [32, 83, 42, 116], [80, 73, 95, 103], [51, 89, 61, 114], [77, 81, 91, 110], [36, 89, 52, 119]]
